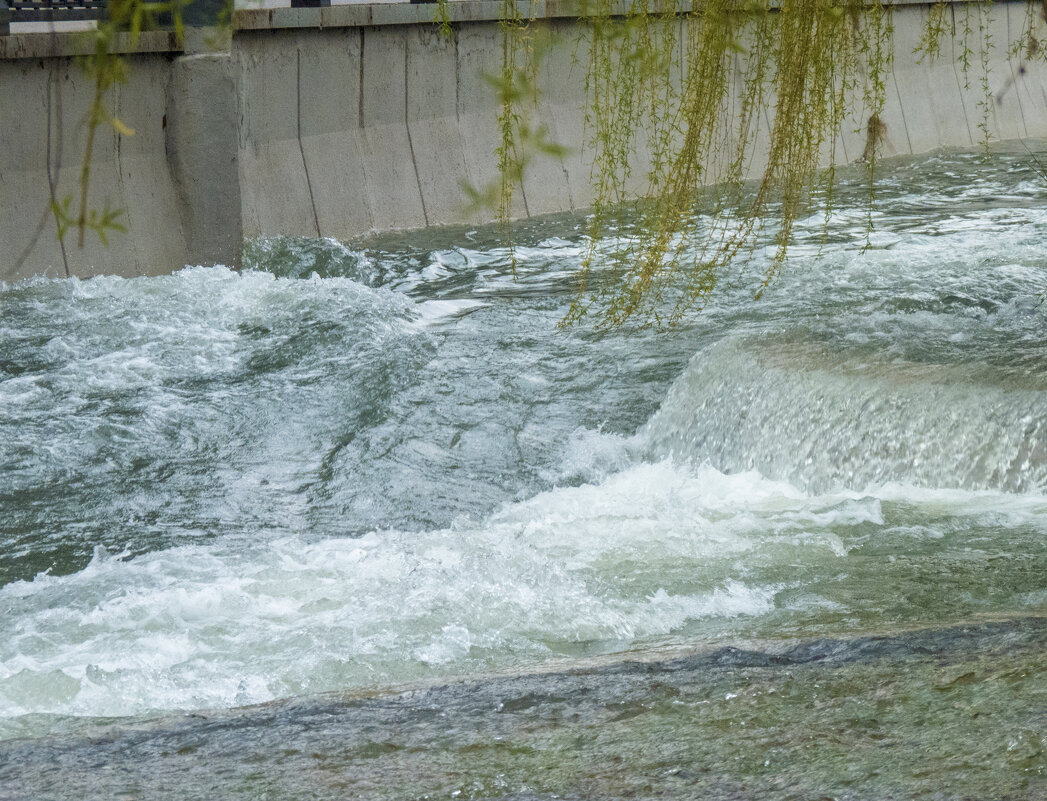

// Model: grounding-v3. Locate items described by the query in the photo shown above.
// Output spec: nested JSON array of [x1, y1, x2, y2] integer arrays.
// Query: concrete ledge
[[0, 0, 999, 55], [233, 0, 991, 32], [0, 29, 182, 60]]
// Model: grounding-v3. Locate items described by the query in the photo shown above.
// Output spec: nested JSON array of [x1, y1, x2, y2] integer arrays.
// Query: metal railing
[[0, 0, 231, 35], [0, 0, 108, 33]]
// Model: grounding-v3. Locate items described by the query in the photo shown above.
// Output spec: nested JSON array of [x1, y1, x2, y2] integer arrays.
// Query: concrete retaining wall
[[0, 32, 192, 281], [0, 52, 189, 280], [3, 1, 1047, 282]]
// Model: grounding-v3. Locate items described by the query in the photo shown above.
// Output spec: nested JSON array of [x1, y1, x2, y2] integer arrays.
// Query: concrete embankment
[[2, 0, 1045, 282]]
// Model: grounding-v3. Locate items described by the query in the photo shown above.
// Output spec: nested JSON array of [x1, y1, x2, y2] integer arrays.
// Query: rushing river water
[[3, 145, 1047, 799]]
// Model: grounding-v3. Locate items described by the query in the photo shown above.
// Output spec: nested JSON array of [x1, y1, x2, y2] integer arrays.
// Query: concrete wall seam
[[404, 33, 431, 228], [297, 47, 323, 238]]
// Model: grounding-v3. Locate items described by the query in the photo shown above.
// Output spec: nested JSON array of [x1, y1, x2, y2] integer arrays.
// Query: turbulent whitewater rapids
[[2, 145, 1047, 799]]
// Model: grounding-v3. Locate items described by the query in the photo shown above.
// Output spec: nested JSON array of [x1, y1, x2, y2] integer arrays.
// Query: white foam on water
[[0, 459, 873, 730], [1, 266, 420, 407], [6, 441, 1039, 736], [537, 426, 637, 486], [408, 298, 488, 330], [0, 266, 430, 501]]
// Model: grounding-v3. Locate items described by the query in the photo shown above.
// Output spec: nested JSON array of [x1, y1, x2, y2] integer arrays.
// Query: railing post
[[0, 0, 11, 36]]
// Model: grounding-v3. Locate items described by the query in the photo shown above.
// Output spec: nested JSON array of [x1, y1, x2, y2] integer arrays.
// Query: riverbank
[[3, 0, 1046, 282]]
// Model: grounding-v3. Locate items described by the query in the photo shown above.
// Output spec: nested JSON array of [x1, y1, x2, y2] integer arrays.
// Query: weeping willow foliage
[[487, 0, 1006, 330], [49, 0, 188, 251], [567, 0, 900, 329]]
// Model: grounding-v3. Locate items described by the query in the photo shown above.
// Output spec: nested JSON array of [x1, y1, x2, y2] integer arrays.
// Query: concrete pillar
[[167, 52, 242, 268]]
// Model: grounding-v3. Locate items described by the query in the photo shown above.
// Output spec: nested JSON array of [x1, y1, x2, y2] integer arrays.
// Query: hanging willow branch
[[566, 0, 902, 329], [484, 0, 1006, 330], [50, 0, 187, 250]]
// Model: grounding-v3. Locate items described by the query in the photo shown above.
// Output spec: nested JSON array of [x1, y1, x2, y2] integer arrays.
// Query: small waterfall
[[643, 336, 1047, 493]]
